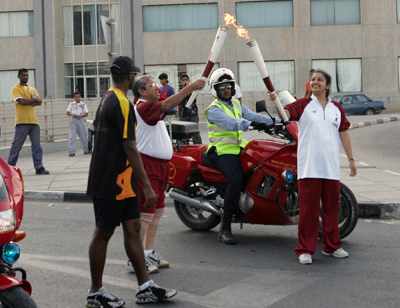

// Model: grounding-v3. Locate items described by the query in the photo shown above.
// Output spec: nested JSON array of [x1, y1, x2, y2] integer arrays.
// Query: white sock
[[144, 249, 154, 257], [138, 280, 152, 291]]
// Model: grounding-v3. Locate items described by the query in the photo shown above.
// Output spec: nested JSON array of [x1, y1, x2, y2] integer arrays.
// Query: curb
[[349, 115, 400, 130], [25, 190, 400, 219]]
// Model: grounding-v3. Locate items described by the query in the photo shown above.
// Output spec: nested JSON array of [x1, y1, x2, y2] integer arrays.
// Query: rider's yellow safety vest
[[204, 99, 249, 155]]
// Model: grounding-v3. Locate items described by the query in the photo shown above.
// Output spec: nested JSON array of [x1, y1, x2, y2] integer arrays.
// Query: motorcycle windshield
[[0, 174, 9, 202]]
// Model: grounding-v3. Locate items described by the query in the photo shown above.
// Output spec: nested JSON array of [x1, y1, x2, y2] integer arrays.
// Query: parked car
[[332, 94, 385, 115]]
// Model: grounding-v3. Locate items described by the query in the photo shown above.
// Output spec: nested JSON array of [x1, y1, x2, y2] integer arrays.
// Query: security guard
[[204, 68, 276, 244]]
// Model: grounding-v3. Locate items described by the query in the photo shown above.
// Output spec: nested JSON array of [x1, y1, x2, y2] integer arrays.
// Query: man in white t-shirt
[[232, 83, 243, 102], [128, 74, 205, 274]]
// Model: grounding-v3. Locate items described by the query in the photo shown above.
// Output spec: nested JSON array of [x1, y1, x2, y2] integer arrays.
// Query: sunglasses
[[145, 82, 158, 88], [218, 84, 232, 91]]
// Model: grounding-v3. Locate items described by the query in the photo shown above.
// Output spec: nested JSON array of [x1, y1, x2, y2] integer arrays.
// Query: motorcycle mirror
[[256, 100, 267, 113]]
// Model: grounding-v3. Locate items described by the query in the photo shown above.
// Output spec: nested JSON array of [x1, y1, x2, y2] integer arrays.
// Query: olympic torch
[[246, 40, 289, 122], [186, 25, 229, 108]]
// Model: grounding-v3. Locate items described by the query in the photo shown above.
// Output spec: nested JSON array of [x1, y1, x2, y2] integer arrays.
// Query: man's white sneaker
[[298, 253, 312, 264], [147, 251, 170, 268], [126, 258, 159, 274], [322, 248, 349, 258]]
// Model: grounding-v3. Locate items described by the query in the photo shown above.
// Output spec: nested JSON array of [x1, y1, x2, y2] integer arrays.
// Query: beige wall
[[141, 0, 400, 101]]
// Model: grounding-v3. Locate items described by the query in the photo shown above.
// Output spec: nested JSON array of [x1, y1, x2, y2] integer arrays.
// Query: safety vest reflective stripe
[[204, 99, 247, 155]]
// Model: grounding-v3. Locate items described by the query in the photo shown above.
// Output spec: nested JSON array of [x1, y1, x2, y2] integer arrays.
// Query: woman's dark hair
[[73, 91, 81, 97], [313, 69, 332, 98]]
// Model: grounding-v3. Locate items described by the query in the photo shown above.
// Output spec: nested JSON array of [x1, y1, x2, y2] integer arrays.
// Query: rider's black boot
[[218, 215, 238, 245]]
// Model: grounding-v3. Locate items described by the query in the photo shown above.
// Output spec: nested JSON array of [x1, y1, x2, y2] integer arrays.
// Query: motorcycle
[[0, 157, 37, 307], [167, 100, 358, 239]]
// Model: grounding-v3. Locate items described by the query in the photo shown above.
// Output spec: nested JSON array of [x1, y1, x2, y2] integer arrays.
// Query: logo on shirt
[[332, 116, 339, 128]]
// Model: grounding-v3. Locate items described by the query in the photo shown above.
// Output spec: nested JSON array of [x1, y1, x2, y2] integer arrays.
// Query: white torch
[[246, 39, 289, 122], [186, 25, 229, 108]]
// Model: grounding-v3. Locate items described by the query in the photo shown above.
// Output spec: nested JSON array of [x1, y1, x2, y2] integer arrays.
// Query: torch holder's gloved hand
[[251, 121, 272, 133]]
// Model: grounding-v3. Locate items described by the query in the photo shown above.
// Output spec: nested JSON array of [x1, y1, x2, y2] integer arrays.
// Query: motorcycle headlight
[[0, 209, 16, 233], [2, 243, 20, 264], [282, 170, 294, 184]]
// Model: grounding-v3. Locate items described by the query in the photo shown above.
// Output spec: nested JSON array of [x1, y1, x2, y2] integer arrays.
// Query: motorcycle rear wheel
[[318, 182, 359, 240], [0, 286, 37, 308], [174, 200, 221, 231]]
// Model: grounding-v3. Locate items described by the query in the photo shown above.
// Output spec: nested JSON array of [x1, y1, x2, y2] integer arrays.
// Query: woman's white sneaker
[[298, 253, 312, 264], [322, 248, 349, 258]]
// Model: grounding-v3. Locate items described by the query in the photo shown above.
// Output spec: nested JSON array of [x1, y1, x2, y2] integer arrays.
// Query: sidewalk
[[2, 114, 400, 219]]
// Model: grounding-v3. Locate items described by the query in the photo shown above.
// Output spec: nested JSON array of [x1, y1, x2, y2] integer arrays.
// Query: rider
[[204, 68, 278, 245]]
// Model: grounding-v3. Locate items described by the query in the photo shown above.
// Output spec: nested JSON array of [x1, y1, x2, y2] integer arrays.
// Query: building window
[[238, 61, 295, 93], [63, 4, 121, 46], [312, 59, 362, 93], [0, 70, 36, 101], [311, 0, 360, 26], [0, 11, 34, 37], [397, 0, 400, 23], [64, 62, 110, 98], [144, 64, 220, 92], [236, 1, 293, 28], [143, 4, 218, 32]]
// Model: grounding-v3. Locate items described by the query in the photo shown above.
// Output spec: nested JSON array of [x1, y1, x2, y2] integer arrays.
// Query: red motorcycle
[[167, 100, 358, 239], [0, 157, 36, 307]]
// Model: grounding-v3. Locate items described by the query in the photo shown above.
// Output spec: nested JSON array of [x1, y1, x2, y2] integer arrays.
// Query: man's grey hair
[[133, 75, 154, 99]]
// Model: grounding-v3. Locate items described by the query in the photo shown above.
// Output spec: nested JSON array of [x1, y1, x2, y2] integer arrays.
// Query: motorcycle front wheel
[[0, 286, 37, 308], [318, 182, 359, 240], [174, 200, 221, 231]]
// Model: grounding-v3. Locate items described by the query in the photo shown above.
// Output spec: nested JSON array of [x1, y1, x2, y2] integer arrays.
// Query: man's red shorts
[[138, 153, 170, 214]]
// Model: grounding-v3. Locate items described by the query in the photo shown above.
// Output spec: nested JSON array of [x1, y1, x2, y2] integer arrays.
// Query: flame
[[224, 13, 250, 40]]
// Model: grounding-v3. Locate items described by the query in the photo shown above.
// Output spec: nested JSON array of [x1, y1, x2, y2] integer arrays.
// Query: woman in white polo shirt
[[270, 70, 357, 265]]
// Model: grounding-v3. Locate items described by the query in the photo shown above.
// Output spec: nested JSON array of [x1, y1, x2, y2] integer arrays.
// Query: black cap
[[110, 56, 139, 75], [180, 74, 190, 80], [158, 73, 168, 80]]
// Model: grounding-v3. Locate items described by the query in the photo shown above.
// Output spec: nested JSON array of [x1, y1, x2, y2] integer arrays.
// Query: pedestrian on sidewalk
[[269, 70, 357, 265], [127, 74, 205, 274], [66, 91, 89, 156], [8, 68, 49, 175], [86, 56, 177, 307]]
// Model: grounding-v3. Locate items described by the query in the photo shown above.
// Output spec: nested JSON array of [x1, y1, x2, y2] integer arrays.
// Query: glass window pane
[[311, 0, 360, 26], [0, 13, 10, 37], [75, 63, 84, 76], [237, 1, 293, 28], [76, 78, 84, 97], [97, 4, 109, 45], [6, 12, 33, 37], [65, 77, 74, 98], [64, 64, 73, 76], [143, 4, 218, 32], [63, 6, 73, 46], [98, 62, 110, 75], [110, 4, 121, 44], [85, 63, 97, 75], [86, 78, 97, 98], [73, 6, 82, 45], [83, 5, 96, 45], [100, 77, 110, 96], [0, 69, 35, 100]]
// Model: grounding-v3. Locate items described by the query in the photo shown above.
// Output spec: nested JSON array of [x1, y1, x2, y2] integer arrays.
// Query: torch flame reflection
[[224, 13, 250, 40]]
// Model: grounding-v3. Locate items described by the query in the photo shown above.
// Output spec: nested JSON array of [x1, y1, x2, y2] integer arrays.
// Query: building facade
[[1, 0, 400, 105]]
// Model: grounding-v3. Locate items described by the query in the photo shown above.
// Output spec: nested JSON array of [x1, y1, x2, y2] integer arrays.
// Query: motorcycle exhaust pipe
[[169, 188, 222, 217]]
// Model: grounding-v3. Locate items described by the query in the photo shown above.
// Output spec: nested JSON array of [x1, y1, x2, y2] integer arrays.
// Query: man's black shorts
[[93, 197, 140, 228]]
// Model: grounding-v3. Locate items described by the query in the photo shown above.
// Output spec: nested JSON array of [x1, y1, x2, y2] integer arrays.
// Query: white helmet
[[209, 68, 236, 98]]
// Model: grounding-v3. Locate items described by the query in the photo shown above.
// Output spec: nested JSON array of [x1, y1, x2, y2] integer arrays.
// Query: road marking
[[383, 170, 400, 176], [362, 219, 400, 225]]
